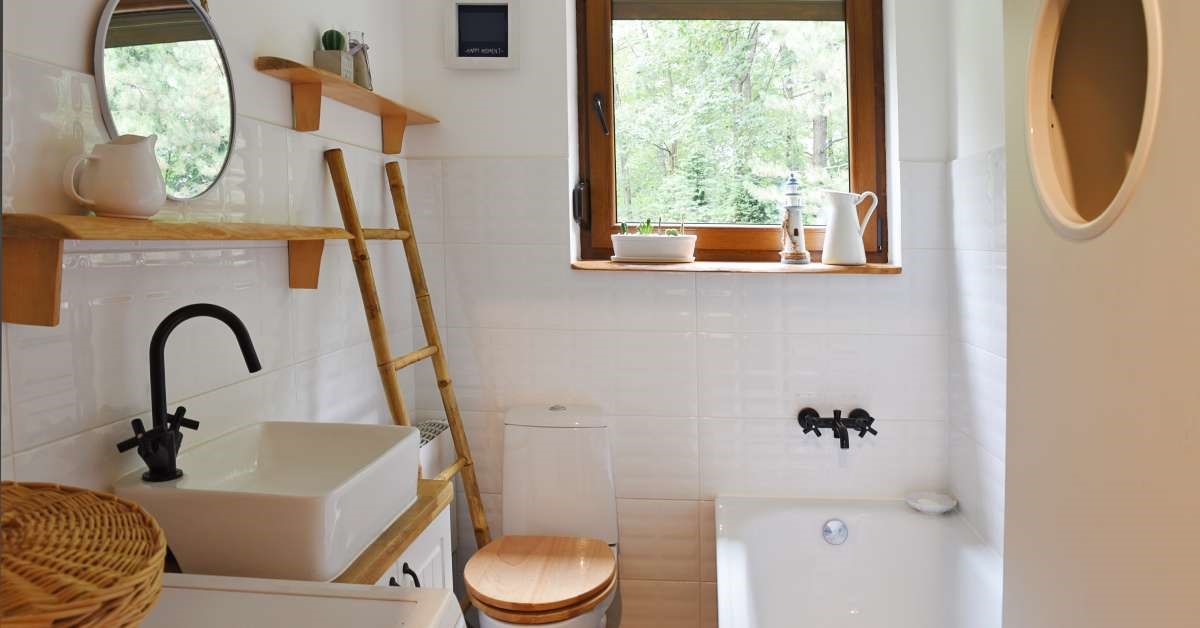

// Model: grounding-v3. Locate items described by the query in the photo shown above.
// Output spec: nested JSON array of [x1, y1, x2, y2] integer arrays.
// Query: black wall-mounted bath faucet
[[797, 408, 878, 449], [117, 303, 262, 482]]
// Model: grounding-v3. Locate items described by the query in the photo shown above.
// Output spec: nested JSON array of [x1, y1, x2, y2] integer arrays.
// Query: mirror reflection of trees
[[103, 40, 231, 199], [614, 20, 849, 226]]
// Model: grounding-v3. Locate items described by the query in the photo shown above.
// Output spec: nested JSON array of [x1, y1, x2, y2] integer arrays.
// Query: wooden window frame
[[575, 0, 888, 263]]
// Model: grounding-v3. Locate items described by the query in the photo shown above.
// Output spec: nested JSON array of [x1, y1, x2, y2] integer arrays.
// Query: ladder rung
[[386, 345, 438, 370], [434, 457, 468, 482], [362, 228, 411, 241]]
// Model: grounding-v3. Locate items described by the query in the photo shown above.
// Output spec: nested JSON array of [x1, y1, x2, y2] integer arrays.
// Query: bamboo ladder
[[324, 148, 491, 550]]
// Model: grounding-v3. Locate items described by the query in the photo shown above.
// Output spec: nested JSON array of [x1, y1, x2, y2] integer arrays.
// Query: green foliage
[[322, 29, 346, 51], [613, 20, 851, 226], [637, 218, 654, 235], [732, 184, 774, 224], [685, 153, 709, 209], [103, 40, 231, 199]]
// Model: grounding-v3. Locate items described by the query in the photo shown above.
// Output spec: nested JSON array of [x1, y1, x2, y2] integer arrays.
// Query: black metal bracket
[[797, 408, 878, 449]]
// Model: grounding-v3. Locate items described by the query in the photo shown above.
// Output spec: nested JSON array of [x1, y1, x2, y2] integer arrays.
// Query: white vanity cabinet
[[146, 573, 463, 628], [381, 506, 454, 591]]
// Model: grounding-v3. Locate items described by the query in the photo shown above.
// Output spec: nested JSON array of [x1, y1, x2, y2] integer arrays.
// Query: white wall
[[400, 1, 572, 159], [397, 1, 961, 625], [947, 0, 1007, 556], [951, 1, 1006, 159], [1004, 1, 1200, 626], [0, 0, 420, 492]]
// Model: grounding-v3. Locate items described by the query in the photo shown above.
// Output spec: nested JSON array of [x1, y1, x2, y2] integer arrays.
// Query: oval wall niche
[[1026, 0, 1162, 239]]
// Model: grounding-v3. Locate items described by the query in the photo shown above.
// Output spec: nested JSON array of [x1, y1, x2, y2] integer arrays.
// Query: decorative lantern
[[780, 173, 811, 264]]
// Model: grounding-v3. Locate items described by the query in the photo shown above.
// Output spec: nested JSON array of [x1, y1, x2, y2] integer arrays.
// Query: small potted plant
[[611, 219, 697, 263], [314, 29, 354, 81]]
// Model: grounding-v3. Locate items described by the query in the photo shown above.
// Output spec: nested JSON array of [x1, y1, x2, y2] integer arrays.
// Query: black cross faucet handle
[[116, 418, 148, 453], [848, 409, 878, 438], [797, 407, 822, 437], [167, 406, 199, 432]]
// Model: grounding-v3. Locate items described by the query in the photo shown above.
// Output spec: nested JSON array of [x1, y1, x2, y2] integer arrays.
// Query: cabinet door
[[391, 507, 453, 590]]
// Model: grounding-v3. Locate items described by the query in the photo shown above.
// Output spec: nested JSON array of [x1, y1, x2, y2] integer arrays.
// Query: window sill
[[571, 260, 901, 275]]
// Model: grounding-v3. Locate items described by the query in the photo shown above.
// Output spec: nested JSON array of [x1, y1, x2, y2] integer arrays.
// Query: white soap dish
[[905, 492, 958, 515]]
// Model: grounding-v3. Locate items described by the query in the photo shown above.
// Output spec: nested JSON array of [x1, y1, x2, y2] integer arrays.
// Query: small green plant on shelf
[[617, 219, 686, 236], [321, 29, 346, 51], [611, 218, 696, 261], [314, 29, 354, 81]]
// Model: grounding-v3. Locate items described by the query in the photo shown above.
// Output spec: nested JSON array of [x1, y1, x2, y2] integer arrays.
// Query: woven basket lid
[[1, 481, 167, 627]]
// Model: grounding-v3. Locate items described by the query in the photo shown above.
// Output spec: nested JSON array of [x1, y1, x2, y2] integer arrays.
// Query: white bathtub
[[716, 496, 1001, 628]]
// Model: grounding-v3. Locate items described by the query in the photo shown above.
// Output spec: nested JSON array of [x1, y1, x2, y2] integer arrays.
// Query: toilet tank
[[501, 405, 618, 545]]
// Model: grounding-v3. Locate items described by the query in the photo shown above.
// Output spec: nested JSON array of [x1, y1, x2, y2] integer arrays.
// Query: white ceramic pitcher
[[62, 134, 166, 219], [820, 189, 879, 265]]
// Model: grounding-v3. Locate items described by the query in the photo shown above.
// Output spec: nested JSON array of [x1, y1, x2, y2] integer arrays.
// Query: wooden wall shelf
[[254, 56, 438, 154], [1, 214, 353, 327]]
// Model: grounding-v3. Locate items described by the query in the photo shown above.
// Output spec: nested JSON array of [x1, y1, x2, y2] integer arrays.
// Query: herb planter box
[[611, 233, 697, 263]]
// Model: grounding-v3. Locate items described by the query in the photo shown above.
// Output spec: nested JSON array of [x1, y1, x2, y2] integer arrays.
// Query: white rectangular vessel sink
[[116, 421, 420, 582]]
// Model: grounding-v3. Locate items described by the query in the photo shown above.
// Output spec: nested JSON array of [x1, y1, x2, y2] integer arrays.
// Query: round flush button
[[823, 519, 848, 545]]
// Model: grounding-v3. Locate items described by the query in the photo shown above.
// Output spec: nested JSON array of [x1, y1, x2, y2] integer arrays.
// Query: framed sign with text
[[445, 0, 519, 69]]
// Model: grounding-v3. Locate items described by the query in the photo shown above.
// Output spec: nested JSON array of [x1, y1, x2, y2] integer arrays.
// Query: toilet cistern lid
[[504, 405, 606, 429], [464, 536, 616, 612]]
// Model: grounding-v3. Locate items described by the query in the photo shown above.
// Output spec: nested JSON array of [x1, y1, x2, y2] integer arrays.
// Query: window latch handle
[[592, 94, 610, 136]]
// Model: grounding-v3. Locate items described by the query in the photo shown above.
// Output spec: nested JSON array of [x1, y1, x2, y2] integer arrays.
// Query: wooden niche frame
[[575, 0, 888, 263]]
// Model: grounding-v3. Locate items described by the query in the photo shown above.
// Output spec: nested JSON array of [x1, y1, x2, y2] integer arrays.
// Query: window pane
[[613, 20, 849, 226]]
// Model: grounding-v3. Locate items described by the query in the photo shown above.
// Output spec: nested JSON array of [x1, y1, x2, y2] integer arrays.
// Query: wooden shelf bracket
[[2, 238, 65, 326], [291, 82, 323, 132]]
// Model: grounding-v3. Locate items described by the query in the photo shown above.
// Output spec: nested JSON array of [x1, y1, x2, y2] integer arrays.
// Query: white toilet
[[464, 405, 620, 628]]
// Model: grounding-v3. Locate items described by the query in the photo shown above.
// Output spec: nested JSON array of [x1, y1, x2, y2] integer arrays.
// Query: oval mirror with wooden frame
[[1026, 0, 1162, 240]]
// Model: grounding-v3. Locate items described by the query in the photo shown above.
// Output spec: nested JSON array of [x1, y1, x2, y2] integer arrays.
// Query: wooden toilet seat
[[465, 535, 617, 625]]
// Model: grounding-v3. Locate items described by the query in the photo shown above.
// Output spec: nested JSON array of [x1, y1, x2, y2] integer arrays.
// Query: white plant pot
[[611, 234, 697, 263]]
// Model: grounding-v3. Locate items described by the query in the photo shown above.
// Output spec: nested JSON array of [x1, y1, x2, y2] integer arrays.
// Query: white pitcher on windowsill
[[820, 189, 878, 265]]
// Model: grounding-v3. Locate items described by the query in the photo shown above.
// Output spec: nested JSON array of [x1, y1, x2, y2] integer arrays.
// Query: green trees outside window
[[613, 20, 849, 227]]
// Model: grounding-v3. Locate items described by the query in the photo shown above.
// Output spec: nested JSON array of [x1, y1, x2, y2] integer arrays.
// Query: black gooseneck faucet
[[117, 303, 262, 482]]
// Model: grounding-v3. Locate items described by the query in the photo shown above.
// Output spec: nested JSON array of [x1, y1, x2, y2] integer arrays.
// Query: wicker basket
[[0, 482, 167, 627]]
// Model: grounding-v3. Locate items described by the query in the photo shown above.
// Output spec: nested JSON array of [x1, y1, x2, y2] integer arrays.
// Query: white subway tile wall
[[948, 147, 1008, 554], [610, 416, 699, 500], [407, 150, 960, 626], [0, 53, 416, 491]]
